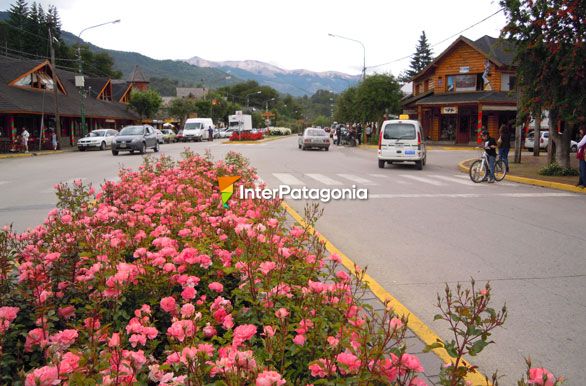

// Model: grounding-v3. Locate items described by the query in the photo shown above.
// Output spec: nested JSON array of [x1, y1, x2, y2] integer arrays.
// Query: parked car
[[161, 129, 176, 143], [524, 130, 548, 151], [176, 130, 185, 142], [377, 117, 426, 170], [298, 127, 330, 151], [111, 125, 159, 155], [154, 129, 165, 144], [219, 128, 234, 138], [77, 129, 118, 151]]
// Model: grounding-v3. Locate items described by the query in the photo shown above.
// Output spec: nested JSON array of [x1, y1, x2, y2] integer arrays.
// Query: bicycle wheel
[[469, 160, 487, 183], [494, 159, 507, 181]]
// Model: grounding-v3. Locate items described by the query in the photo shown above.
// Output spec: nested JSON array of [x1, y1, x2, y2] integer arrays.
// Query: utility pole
[[48, 29, 62, 145]]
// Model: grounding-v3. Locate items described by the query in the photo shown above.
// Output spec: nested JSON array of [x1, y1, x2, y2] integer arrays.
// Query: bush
[[229, 131, 264, 141], [0, 152, 427, 385], [538, 162, 579, 176], [268, 127, 292, 136]]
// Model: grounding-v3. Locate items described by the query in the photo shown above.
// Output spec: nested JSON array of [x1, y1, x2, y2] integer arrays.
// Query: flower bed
[[0, 151, 426, 385], [268, 127, 292, 136], [229, 131, 264, 141]]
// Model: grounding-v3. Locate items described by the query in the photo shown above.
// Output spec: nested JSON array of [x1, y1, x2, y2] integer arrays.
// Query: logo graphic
[[218, 176, 241, 208]]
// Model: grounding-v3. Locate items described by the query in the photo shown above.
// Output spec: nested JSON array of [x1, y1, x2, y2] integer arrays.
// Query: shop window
[[446, 74, 477, 93]]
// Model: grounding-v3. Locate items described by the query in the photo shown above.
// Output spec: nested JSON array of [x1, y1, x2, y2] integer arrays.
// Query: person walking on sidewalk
[[482, 130, 497, 183], [50, 128, 58, 150], [576, 127, 586, 188], [21, 127, 30, 153], [498, 122, 511, 172]]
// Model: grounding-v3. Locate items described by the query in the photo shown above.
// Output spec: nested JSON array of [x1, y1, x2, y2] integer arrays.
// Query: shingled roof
[[0, 55, 139, 121]]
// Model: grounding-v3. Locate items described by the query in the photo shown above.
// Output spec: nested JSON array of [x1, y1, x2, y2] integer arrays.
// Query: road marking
[[305, 173, 343, 186], [368, 192, 576, 199], [368, 174, 389, 178], [431, 175, 477, 186], [273, 173, 304, 185], [399, 174, 446, 186], [0, 181, 11, 186], [280, 201, 488, 386], [337, 174, 376, 185]]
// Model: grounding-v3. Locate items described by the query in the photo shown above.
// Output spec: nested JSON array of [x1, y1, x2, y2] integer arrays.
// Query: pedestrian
[[576, 127, 586, 188], [21, 127, 30, 153], [208, 125, 214, 141], [366, 124, 372, 143], [356, 123, 363, 145], [50, 128, 58, 150], [481, 130, 497, 183], [498, 122, 511, 172], [335, 124, 342, 146]]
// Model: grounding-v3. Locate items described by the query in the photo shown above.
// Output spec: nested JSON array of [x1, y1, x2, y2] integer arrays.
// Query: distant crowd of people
[[331, 122, 378, 146]]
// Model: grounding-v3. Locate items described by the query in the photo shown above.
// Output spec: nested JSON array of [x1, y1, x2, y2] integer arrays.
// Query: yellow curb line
[[281, 201, 489, 386], [0, 150, 64, 159], [222, 135, 292, 145], [457, 159, 586, 194]]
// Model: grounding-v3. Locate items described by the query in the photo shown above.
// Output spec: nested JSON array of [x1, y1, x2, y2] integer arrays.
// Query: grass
[[508, 151, 580, 185]]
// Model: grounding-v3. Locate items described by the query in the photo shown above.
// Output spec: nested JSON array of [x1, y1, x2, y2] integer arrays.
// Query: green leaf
[[468, 340, 490, 356]]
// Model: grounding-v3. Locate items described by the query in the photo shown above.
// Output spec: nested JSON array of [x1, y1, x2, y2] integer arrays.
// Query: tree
[[7, 0, 29, 53], [129, 89, 162, 120], [501, 0, 586, 167], [167, 98, 198, 127], [401, 31, 434, 82]]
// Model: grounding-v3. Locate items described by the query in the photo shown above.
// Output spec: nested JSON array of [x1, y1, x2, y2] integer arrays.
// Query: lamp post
[[245, 91, 262, 111], [77, 19, 120, 137], [328, 33, 366, 80], [265, 97, 275, 112]]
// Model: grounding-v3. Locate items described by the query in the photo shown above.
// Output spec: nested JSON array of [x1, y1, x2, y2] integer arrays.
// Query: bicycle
[[469, 149, 506, 183]]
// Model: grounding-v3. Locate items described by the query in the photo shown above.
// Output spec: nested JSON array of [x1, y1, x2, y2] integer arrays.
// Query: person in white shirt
[[21, 128, 30, 153], [576, 127, 586, 188]]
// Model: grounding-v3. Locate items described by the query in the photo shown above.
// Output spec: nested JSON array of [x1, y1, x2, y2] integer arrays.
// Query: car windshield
[[185, 122, 203, 130], [89, 130, 106, 137], [306, 129, 327, 137], [120, 126, 144, 135], [383, 123, 416, 140], [229, 122, 242, 128]]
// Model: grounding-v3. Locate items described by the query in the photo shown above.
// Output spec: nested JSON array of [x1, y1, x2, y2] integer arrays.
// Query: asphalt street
[[1, 136, 585, 384]]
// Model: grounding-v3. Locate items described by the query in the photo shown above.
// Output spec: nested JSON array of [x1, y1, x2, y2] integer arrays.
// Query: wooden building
[[402, 36, 517, 144], [0, 55, 142, 152]]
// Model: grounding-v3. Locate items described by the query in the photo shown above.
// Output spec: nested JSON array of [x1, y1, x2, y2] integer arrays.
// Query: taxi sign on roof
[[399, 114, 410, 120]]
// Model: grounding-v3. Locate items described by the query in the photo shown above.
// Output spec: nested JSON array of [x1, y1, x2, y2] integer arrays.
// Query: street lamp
[[245, 90, 262, 111], [328, 33, 366, 80], [77, 19, 121, 137], [265, 97, 275, 112]]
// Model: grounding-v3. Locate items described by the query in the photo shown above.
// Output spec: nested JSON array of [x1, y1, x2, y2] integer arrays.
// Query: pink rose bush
[[0, 152, 446, 384]]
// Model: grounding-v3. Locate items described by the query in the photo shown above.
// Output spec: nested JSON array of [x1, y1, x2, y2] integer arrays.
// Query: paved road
[[1, 137, 584, 383]]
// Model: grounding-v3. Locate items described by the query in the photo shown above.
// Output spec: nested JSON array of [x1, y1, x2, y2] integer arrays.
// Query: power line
[[368, 8, 504, 70]]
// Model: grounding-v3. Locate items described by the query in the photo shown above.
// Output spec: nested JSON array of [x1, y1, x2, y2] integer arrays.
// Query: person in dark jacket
[[482, 130, 497, 183], [335, 125, 342, 146], [498, 123, 511, 172]]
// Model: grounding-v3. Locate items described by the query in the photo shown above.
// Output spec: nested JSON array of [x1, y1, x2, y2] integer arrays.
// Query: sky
[[0, 0, 508, 77]]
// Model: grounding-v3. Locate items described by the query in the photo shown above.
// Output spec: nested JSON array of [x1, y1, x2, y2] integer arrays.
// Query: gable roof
[[176, 87, 207, 98], [0, 55, 139, 120], [412, 35, 516, 81], [3, 57, 67, 94]]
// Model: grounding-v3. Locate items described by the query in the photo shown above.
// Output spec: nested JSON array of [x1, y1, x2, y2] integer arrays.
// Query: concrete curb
[[0, 150, 65, 159], [457, 159, 586, 194]]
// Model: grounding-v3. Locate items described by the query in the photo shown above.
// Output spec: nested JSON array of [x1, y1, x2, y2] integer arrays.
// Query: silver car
[[298, 128, 330, 151]]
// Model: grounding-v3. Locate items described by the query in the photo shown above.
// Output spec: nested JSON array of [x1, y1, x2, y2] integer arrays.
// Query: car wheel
[[78, 147, 85, 152], [139, 143, 146, 154], [130, 150, 134, 154], [100, 141, 106, 151], [416, 160, 423, 170], [302, 145, 306, 151], [111, 149, 118, 156], [154, 142, 159, 153], [378, 160, 385, 169]]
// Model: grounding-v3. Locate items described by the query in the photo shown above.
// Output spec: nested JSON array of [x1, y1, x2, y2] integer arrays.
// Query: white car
[[524, 130, 548, 151], [154, 129, 165, 144], [298, 128, 330, 151], [377, 117, 426, 170], [219, 128, 234, 138], [78, 129, 119, 151]]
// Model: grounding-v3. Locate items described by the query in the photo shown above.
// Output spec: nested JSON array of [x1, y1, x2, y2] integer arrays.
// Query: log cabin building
[[402, 35, 517, 144], [0, 55, 143, 152]]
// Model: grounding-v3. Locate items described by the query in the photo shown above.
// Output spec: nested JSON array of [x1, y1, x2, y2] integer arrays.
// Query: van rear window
[[383, 123, 416, 140]]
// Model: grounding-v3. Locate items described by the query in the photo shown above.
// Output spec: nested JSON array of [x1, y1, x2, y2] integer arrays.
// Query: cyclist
[[481, 130, 497, 183]]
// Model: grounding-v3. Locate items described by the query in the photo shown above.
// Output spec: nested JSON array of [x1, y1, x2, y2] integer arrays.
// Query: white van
[[183, 118, 214, 142], [377, 117, 427, 170]]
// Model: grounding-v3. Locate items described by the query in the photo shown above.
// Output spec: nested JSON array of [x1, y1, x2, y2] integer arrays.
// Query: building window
[[14, 71, 55, 90], [446, 74, 477, 92], [501, 73, 517, 91]]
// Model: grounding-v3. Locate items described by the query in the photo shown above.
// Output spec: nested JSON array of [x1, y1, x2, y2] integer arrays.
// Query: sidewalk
[[0, 149, 66, 159]]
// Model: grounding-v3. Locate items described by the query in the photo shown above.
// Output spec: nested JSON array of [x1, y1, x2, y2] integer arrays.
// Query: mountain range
[[0, 10, 358, 96]]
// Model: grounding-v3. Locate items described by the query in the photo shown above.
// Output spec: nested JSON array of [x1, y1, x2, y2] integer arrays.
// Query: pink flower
[[275, 308, 289, 319], [160, 296, 177, 313], [259, 261, 276, 275], [181, 286, 197, 300], [400, 353, 424, 373], [203, 323, 217, 338], [57, 305, 75, 320], [109, 333, 121, 347], [0, 306, 19, 333], [256, 370, 286, 386], [409, 377, 428, 386], [390, 317, 403, 330], [262, 325, 276, 338], [233, 324, 257, 347], [61, 214, 72, 224], [208, 282, 224, 293], [181, 303, 195, 318], [49, 329, 78, 349], [25, 365, 59, 386], [327, 336, 339, 347], [336, 351, 360, 374], [293, 334, 306, 346], [59, 352, 80, 374], [528, 368, 556, 386]]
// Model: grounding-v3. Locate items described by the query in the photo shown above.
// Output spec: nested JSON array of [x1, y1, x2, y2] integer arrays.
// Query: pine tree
[[7, 0, 29, 53], [405, 31, 434, 80]]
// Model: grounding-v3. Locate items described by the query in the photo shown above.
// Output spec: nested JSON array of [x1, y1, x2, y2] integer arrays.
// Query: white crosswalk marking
[[273, 173, 304, 185], [336, 174, 376, 185], [305, 174, 342, 186], [368, 174, 388, 178], [399, 174, 446, 186], [430, 175, 476, 186], [0, 181, 11, 186]]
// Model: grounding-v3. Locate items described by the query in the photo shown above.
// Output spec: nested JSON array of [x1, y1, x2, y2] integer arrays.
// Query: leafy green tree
[[500, 0, 586, 167], [400, 31, 434, 82], [167, 98, 197, 127], [312, 115, 330, 128], [129, 89, 162, 119]]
